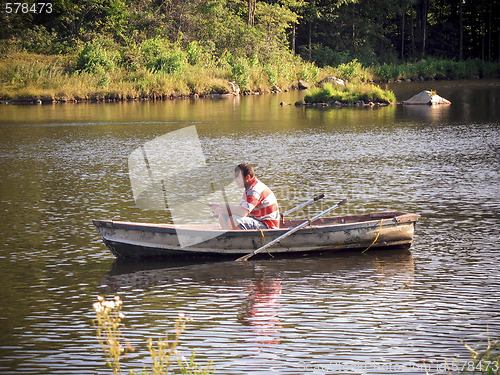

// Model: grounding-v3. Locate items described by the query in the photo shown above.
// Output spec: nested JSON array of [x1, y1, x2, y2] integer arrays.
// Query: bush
[[478, 60, 500, 77], [140, 38, 187, 74], [230, 57, 250, 89], [374, 63, 400, 81], [299, 62, 320, 83], [156, 50, 186, 74], [120, 44, 142, 71], [264, 64, 279, 87], [370, 59, 500, 81], [455, 59, 478, 78], [186, 41, 202, 66], [186, 40, 217, 68], [337, 59, 365, 81], [304, 83, 338, 103], [7, 25, 60, 54], [77, 38, 120, 73], [306, 44, 352, 68]]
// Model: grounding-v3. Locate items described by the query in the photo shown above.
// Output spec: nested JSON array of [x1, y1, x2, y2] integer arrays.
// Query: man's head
[[234, 163, 255, 187]]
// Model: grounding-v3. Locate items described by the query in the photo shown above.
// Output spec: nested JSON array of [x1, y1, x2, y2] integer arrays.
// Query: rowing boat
[[92, 211, 419, 259]]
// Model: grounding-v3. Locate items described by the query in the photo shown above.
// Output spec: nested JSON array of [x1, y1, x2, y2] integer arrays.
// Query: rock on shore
[[318, 77, 345, 86], [298, 80, 311, 90]]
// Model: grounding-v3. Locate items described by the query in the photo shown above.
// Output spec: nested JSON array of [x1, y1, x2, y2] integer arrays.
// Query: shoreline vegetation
[[1, 50, 499, 106], [302, 80, 396, 107]]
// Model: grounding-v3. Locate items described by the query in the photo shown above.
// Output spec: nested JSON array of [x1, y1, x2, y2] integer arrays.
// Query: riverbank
[[1, 51, 499, 105], [0, 50, 318, 104]]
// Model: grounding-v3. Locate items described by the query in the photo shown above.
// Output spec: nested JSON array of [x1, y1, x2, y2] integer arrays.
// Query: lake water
[[0, 79, 499, 374]]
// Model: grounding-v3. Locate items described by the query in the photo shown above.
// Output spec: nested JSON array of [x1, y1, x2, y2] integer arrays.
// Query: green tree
[[1, 0, 499, 64]]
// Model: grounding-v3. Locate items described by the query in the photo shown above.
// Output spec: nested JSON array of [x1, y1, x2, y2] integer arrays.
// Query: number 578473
[[5, 3, 53, 14]]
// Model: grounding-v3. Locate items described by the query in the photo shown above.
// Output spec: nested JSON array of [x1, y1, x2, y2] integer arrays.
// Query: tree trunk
[[352, 3, 355, 48], [291, 24, 296, 54], [248, 0, 256, 26], [488, 4, 492, 61], [459, 0, 463, 60], [411, 7, 415, 57], [308, 21, 312, 61], [416, 0, 428, 58], [401, 8, 405, 60], [421, 0, 428, 58], [177, 0, 188, 42], [481, 30, 485, 60]]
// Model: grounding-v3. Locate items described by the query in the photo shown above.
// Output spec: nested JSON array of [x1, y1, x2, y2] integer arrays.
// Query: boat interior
[[280, 211, 408, 228], [168, 211, 410, 231]]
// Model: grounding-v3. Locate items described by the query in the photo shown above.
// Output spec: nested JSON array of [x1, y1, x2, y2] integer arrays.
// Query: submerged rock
[[403, 90, 451, 105]]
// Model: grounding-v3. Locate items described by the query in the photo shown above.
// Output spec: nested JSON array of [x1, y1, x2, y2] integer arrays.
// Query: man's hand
[[208, 202, 219, 210], [209, 202, 225, 215]]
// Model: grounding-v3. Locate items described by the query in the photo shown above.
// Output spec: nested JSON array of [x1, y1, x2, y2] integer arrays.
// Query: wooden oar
[[235, 198, 348, 262], [280, 193, 325, 218]]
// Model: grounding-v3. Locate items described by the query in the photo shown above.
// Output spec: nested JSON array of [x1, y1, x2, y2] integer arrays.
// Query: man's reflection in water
[[238, 277, 283, 345]]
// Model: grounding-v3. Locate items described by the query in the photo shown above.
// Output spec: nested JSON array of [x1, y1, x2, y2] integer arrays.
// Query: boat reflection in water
[[101, 249, 415, 293], [99, 250, 415, 353]]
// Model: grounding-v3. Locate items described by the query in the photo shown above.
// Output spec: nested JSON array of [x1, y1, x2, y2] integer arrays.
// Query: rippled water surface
[[0, 80, 499, 374]]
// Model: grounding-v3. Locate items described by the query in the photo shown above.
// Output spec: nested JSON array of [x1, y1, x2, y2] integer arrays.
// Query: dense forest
[[1, 0, 499, 63], [1, 0, 499, 101]]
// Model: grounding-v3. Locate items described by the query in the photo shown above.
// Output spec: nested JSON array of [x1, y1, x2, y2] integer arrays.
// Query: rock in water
[[430, 94, 451, 105], [403, 90, 451, 105], [228, 81, 240, 95]]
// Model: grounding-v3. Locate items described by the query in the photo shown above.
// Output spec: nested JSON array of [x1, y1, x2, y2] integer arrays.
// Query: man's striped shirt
[[240, 178, 280, 228]]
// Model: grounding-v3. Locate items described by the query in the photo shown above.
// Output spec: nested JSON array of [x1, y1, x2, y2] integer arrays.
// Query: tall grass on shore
[[1, 40, 499, 103], [0, 52, 231, 102], [92, 296, 214, 375], [0, 37, 319, 102]]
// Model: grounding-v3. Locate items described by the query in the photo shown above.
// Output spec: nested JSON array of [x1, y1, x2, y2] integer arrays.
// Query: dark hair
[[235, 163, 255, 179]]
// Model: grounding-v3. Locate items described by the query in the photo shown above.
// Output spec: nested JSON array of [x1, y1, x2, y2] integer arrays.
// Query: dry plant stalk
[[93, 296, 214, 375]]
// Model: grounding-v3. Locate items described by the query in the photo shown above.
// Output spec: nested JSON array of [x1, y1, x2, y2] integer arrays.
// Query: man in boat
[[209, 163, 280, 230]]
